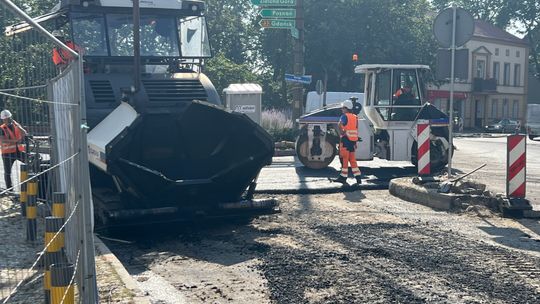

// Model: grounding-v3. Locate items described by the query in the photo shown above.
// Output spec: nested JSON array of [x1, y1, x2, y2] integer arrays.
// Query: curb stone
[[389, 177, 462, 211], [94, 236, 151, 304]]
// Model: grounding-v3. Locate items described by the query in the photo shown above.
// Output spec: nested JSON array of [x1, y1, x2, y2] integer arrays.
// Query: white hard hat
[[1, 110, 12, 119], [52, 30, 63, 37], [341, 100, 353, 110]]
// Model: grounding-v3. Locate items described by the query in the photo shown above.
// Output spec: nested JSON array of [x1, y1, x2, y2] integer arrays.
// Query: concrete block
[[389, 178, 461, 211]]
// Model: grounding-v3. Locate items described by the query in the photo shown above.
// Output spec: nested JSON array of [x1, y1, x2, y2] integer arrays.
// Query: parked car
[[484, 119, 520, 133]]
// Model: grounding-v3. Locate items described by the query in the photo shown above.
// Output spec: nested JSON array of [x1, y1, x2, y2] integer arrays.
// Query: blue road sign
[[285, 74, 312, 84]]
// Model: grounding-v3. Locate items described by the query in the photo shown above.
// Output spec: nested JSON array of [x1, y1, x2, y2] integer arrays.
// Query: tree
[[204, 53, 260, 96], [430, 0, 514, 28], [508, 0, 540, 78]]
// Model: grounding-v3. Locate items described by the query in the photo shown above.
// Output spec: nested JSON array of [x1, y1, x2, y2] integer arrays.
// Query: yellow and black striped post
[[26, 174, 38, 242], [19, 164, 28, 216], [51, 192, 66, 219], [44, 217, 65, 304], [26, 193, 37, 242], [50, 263, 75, 304]]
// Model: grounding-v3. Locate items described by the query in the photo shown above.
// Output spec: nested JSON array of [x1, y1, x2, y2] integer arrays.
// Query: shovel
[[438, 164, 487, 193]]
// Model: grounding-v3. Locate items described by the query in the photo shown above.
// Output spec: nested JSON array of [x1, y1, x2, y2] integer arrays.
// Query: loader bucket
[[105, 101, 274, 207]]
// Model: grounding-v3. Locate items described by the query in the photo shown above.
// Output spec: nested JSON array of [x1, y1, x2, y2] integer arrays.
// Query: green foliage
[[432, 0, 540, 79], [204, 53, 260, 96], [299, 0, 436, 93]]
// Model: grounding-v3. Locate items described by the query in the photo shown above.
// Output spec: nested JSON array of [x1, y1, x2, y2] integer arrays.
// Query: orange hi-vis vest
[[0, 124, 25, 154], [52, 41, 81, 66], [341, 112, 358, 141]]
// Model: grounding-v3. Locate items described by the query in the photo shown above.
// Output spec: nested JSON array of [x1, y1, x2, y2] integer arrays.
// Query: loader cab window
[[179, 16, 211, 58], [107, 14, 180, 57], [391, 69, 421, 121], [71, 13, 108, 56], [374, 69, 391, 120]]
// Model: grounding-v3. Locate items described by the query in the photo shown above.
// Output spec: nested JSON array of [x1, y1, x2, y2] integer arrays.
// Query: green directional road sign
[[259, 9, 296, 18], [259, 19, 295, 29], [251, 0, 296, 6]]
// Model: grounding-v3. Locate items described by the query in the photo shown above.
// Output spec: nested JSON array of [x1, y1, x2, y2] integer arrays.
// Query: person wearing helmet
[[51, 30, 83, 69], [334, 99, 362, 185], [0, 110, 27, 191]]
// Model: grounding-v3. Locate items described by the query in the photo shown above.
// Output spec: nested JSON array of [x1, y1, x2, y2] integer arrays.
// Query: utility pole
[[292, 0, 304, 124]]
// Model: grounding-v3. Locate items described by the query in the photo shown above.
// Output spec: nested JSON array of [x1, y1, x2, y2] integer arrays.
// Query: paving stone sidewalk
[[0, 196, 140, 303]]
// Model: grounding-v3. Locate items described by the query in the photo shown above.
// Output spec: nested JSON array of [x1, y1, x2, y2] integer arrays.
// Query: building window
[[503, 63, 510, 85], [491, 99, 498, 119], [493, 62, 500, 84], [506, 49, 510, 56], [495, 48, 499, 56], [516, 50, 520, 57], [512, 100, 519, 119], [503, 99, 509, 118], [476, 59, 486, 78], [514, 64, 521, 86]]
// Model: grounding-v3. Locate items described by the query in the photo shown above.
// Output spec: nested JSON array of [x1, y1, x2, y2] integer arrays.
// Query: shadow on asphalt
[[478, 225, 540, 253], [103, 220, 276, 272], [343, 191, 366, 203]]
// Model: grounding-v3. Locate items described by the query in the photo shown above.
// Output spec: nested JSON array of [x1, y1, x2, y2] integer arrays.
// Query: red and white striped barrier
[[507, 134, 526, 198], [417, 120, 430, 176]]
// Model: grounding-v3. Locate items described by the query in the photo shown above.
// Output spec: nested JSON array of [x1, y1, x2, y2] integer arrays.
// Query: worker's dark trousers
[[2, 151, 25, 190]]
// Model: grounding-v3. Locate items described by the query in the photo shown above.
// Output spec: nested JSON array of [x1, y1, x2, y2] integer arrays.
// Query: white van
[[527, 104, 540, 140], [304, 91, 364, 114]]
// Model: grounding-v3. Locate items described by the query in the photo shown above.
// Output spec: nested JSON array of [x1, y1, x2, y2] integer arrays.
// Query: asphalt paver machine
[[10, 0, 278, 227], [296, 64, 451, 171]]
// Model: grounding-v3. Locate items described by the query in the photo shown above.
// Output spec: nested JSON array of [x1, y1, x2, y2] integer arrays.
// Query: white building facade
[[429, 20, 529, 129]]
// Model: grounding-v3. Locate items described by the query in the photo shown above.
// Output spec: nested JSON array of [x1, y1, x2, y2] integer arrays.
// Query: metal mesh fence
[[0, 1, 97, 303]]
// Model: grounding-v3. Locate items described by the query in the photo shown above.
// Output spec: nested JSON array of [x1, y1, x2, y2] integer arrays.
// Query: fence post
[[26, 174, 38, 242], [50, 263, 75, 304], [19, 163, 28, 216], [417, 120, 431, 176], [74, 57, 98, 303], [44, 217, 66, 304], [26, 193, 37, 242], [52, 192, 66, 218]]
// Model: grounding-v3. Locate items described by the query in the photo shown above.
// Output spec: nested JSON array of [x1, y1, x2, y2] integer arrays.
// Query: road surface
[[453, 136, 540, 209], [106, 191, 540, 303]]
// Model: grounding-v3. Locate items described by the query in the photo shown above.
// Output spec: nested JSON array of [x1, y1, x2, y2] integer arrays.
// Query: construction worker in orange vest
[[334, 100, 362, 185], [0, 110, 27, 191], [51, 30, 82, 69]]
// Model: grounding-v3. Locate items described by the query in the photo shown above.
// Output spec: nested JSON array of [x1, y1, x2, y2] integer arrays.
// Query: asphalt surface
[[256, 156, 416, 193], [106, 191, 540, 304], [101, 134, 540, 304], [453, 136, 540, 209], [257, 136, 540, 210]]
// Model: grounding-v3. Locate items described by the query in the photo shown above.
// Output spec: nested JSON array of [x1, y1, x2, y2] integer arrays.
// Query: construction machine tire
[[411, 139, 450, 173], [295, 133, 337, 169]]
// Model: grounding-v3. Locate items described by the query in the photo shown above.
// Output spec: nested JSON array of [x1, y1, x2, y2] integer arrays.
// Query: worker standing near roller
[[0, 110, 27, 191], [334, 100, 362, 185]]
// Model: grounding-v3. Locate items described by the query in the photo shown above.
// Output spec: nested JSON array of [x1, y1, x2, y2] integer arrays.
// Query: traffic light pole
[[292, 0, 304, 125]]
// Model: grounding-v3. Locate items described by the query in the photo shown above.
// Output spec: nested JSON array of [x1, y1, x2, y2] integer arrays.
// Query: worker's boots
[[333, 175, 347, 184]]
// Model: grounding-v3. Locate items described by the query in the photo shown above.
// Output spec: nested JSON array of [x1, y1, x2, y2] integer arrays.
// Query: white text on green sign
[[259, 9, 296, 18], [251, 0, 296, 6], [259, 19, 296, 29]]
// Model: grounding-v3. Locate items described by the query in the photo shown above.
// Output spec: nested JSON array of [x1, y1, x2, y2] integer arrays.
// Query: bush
[[262, 109, 296, 142]]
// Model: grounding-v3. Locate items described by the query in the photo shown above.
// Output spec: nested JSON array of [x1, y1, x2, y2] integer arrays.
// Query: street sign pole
[[434, 6, 473, 178], [291, 0, 304, 125], [448, 5, 456, 177]]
